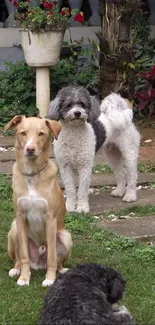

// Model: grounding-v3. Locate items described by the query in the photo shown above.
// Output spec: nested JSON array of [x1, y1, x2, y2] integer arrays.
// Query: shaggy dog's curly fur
[[39, 263, 135, 325], [48, 86, 141, 212], [98, 93, 141, 202], [48, 86, 103, 213]]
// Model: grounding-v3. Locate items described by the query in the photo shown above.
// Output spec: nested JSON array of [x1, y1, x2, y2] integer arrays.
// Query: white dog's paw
[[9, 268, 20, 278], [111, 187, 125, 198], [66, 200, 76, 212], [113, 305, 135, 324], [59, 268, 69, 274], [116, 305, 129, 314], [122, 191, 137, 202], [17, 278, 30, 286], [42, 279, 55, 287], [76, 202, 89, 213]]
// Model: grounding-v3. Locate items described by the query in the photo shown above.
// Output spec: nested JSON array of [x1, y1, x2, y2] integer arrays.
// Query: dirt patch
[[139, 127, 155, 166]]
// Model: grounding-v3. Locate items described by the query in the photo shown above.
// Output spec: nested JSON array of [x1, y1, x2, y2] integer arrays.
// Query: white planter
[[20, 29, 65, 67]]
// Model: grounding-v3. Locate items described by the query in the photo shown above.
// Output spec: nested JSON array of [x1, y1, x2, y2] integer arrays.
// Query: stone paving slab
[[0, 150, 53, 161], [0, 135, 15, 147], [0, 135, 105, 154], [0, 150, 105, 166], [0, 136, 106, 165], [0, 161, 14, 175], [89, 189, 155, 215], [0, 163, 113, 186], [66, 172, 154, 187], [98, 215, 155, 239], [0, 151, 16, 161], [1, 159, 155, 188]]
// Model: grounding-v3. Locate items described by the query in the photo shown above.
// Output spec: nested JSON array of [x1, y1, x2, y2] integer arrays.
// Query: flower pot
[[20, 29, 65, 67]]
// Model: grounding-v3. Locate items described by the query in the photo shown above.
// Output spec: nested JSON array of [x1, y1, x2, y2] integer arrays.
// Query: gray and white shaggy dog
[[39, 263, 135, 325], [48, 86, 103, 213], [48, 86, 141, 213]]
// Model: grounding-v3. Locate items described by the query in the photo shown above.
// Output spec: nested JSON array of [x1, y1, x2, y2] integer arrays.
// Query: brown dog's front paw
[[59, 267, 69, 274], [42, 278, 55, 287], [9, 268, 20, 278], [17, 277, 30, 286]]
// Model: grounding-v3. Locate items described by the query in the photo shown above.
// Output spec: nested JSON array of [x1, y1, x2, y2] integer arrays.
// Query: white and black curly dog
[[39, 263, 135, 325], [48, 86, 141, 213]]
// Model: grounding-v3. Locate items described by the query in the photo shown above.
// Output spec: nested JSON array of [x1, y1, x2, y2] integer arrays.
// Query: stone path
[[98, 215, 155, 240], [1, 134, 155, 240], [90, 189, 155, 214]]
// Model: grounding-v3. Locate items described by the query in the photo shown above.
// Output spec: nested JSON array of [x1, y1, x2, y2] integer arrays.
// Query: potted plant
[[8, 0, 84, 116]]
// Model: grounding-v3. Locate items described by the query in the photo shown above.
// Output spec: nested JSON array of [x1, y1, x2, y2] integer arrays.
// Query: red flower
[[60, 10, 65, 16], [74, 12, 84, 23], [44, 2, 53, 9], [9, 0, 12, 2], [47, 11, 54, 16], [60, 8, 70, 16], [13, 0, 18, 6]]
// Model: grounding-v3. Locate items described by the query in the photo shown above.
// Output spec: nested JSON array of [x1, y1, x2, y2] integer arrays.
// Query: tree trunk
[[98, 0, 148, 98]]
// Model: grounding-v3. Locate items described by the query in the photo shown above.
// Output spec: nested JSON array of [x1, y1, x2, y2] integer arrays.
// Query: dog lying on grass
[[39, 263, 135, 325]]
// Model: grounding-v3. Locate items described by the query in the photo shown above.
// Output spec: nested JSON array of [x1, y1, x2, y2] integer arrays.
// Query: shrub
[[122, 10, 155, 118], [134, 246, 155, 262], [135, 66, 155, 118], [0, 45, 99, 127], [0, 61, 37, 126]]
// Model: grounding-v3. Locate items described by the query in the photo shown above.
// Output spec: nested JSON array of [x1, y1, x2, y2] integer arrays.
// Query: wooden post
[[36, 67, 50, 117]]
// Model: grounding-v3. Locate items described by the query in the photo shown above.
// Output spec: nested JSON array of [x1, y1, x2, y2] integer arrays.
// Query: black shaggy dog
[[39, 263, 135, 325]]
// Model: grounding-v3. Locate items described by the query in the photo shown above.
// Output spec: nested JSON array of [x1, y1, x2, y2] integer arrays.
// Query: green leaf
[[128, 63, 136, 69], [71, 8, 79, 15]]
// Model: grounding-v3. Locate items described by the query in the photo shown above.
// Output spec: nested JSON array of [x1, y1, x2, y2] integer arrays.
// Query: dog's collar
[[21, 162, 48, 177]]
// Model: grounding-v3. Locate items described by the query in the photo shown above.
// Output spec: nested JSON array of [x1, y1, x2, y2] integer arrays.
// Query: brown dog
[[4, 116, 72, 287]]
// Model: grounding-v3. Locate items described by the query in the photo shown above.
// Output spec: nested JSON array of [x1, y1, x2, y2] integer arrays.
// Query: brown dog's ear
[[45, 119, 61, 139], [4, 115, 25, 131]]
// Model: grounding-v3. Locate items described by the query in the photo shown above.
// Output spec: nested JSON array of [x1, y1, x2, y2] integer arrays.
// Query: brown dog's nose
[[26, 146, 35, 154]]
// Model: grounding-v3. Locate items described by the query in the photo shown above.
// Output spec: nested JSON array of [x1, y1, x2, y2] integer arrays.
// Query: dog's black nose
[[74, 111, 81, 118]]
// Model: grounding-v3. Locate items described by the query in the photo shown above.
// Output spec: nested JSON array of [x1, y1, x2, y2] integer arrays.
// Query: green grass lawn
[[1, 174, 155, 325]]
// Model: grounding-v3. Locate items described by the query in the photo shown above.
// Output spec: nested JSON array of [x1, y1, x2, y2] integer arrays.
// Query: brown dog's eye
[[20, 131, 26, 136], [39, 132, 44, 136]]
